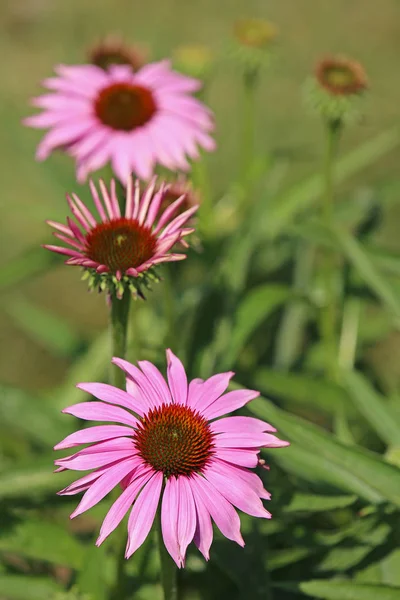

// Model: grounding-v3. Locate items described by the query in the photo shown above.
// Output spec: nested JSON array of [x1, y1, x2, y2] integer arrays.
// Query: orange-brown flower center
[[316, 58, 367, 96], [134, 403, 214, 478], [85, 218, 156, 272], [94, 83, 156, 131]]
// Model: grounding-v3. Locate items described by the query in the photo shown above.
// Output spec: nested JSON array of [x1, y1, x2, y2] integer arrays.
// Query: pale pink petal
[[203, 389, 260, 421], [76, 382, 146, 417], [187, 372, 234, 412], [214, 448, 259, 468], [189, 474, 244, 546], [161, 476, 181, 567], [191, 480, 213, 560], [137, 360, 172, 405], [36, 119, 95, 160], [175, 476, 197, 566], [54, 425, 134, 450], [55, 448, 135, 471], [210, 416, 277, 435], [71, 457, 138, 518], [62, 401, 139, 427], [214, 432, 287, 449], [96, 466, 153, 545], [221, 463, 271, 500], [137, 176, 157, 224], [125, 471, 163, 557], [113, 358, 162, 409], [204, 461, 271, 519], [89, 179, 107, 221], [166, 349, 188, 405], [58, 469, 105, 496]]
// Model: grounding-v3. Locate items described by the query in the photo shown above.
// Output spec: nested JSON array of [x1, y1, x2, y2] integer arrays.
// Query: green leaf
[[268, 547, 316, 571], [254, 369, 354, 417], [279, 579, 400, 599], [0, 519, 85, 568], [284, 493, 357, 513], [0, 575, 62, 600], [331, 226, 400, 318], [0, 386, 71, 447], [342, 370, 400, 446], [0, 458, 73, 499], [221, 284, 290, 368], [76, 543, 110, 600], [52, 329, 109, 412], [3, 296, 82, 357], [265, 129, 399, 238], [245, 393, 400, 505], [316, 547, 372, 572]]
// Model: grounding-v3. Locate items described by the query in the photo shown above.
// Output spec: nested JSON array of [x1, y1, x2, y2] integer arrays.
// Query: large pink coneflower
[[24, 60, 215, 182], [44, 176, 197, 297], [55, 350, 289, 567]]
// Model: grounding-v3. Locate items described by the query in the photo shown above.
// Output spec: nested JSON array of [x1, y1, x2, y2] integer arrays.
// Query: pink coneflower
[[44, 177, 197, 297], [55, 350, 289, 566], [24, 60, 215, 183]]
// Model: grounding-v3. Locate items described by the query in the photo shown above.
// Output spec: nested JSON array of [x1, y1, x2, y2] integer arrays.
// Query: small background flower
[[25, 60, 215, 182], [55, 350, 288, 567]]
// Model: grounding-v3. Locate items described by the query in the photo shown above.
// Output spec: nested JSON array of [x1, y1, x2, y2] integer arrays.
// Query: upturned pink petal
[[166, 349, 188, 405]]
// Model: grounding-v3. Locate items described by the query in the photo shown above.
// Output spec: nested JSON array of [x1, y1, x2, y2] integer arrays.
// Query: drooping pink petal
[[125, 471, 163, 558], [204, 461, 271, 519], [161, 476, 181, 567], [175, 476, 197, 567], [96, 466, 153, 546], [192, 481, 213, 560], [113, 358, 162, 409], [189, 474, 244, 547], [71, 457, 138, 518]]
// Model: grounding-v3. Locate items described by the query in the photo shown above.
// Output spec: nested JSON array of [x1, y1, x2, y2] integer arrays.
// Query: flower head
[[172, 44, 214, 80], [234, 18, 278, 49], [229, 18, 279, 75], [88, 35, 149, 72], [55, 350, 289, 567], [24, 60, 215, 183], [304, 55, 368, 124], [315, 56, 368, 96], [44, 177, 197, 298]]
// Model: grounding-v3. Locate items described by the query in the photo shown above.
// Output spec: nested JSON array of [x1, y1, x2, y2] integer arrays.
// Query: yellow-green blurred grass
[[1, 0, 400, 389]]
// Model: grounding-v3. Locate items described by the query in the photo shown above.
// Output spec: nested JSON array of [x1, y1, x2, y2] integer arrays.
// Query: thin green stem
[[241, 67, 259, 183], [156, 504, 178, 600], [109, 289, 131, 388], [108, 288, 131, 599], [320, 119, 342, 381]]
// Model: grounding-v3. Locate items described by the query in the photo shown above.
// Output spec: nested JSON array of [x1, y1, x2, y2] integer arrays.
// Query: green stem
[[109, 288, 131, 599], [109, 288, 131, 387], [241, 67, 259, 183], [320, 118, 342, 381], [156, 504, 178, 600]]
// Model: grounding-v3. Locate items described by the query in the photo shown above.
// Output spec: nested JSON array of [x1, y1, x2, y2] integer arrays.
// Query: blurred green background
[[1, 0, 400, 388]]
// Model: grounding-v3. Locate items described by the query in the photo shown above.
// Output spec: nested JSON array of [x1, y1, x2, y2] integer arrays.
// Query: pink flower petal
[[187, 372, 234, 412], [161, 476, 181, 567], [62, 401, 139, 427], [137, 360, 172, 406], [210, 416, 277, 435], [175, 476, 197, 566], [189, 474, 244, 546], [76, 382, 146, 417], [125, 471, 163, 558], [71, 457, 138, 518], [96, 465, 153, 546], [214, 448, 259, 468], [166, 349, 188, 405], [113, 358, 162, 410], [204, 461, 271, 519], [203, 389, 260, 421], [192, 481, 213, 560], [54, 424, 134, 450]]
